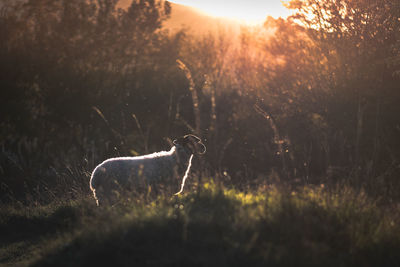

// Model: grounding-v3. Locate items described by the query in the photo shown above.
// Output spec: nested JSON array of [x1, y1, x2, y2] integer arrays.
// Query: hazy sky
[[169, 0, 292, 24]]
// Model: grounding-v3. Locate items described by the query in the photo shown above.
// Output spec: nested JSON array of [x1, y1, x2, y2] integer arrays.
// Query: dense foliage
[[2, 0, 398, 202], [1, 0, 399, 265]]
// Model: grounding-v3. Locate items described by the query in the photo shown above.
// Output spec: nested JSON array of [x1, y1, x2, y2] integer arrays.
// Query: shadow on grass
[[0, 200, 94, 248]]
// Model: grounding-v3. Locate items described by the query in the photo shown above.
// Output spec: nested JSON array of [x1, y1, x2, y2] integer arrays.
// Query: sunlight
[[168, 0, 293, 25]]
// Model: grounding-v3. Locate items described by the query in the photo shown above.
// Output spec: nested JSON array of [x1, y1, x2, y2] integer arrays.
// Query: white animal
[[89, 134, 206, 205]]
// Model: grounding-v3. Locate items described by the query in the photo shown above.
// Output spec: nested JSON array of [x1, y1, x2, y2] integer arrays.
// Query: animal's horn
[[184, 134, 201, 143]]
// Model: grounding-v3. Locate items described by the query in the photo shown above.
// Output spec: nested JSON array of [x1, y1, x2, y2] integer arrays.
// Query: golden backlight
[[168, 0, 292, 25]]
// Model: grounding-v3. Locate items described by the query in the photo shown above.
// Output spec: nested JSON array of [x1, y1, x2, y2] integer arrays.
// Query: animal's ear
[[173, 136, 186, 145]]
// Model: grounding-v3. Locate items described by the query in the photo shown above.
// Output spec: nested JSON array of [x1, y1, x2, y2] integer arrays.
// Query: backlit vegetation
[[1, 182, 400, 266], [0, 0, 399, 265]]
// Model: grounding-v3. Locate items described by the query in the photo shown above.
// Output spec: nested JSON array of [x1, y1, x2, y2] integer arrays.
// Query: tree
[[0, 0, 183, 200], [267, 0, 400, 184]]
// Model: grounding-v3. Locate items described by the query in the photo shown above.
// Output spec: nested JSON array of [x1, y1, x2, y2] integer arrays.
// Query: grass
[[1, 181, 399, 267]]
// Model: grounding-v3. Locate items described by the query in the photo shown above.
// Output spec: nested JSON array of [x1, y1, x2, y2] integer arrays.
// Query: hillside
[[118, 0, 242, 34], [2, 183, 400, 266], [164, 2, 242, 34]]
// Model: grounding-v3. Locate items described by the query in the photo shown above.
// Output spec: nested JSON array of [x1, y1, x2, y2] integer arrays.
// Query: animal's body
[[90, 134, 205, 205]]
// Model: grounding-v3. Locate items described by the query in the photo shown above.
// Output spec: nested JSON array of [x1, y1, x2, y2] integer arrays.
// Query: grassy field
[[1, 181, 399, 267]]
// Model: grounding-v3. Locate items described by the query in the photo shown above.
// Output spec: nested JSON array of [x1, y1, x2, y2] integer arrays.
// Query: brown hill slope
[[164, 2, 241, 34], [118, 0, 241, 35]]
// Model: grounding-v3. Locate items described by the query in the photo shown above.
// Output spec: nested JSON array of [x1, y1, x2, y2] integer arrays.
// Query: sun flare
[[168, 0, 292, 25]]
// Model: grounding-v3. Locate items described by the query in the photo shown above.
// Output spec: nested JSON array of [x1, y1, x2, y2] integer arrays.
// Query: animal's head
[[173, 134, 206, 155]]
